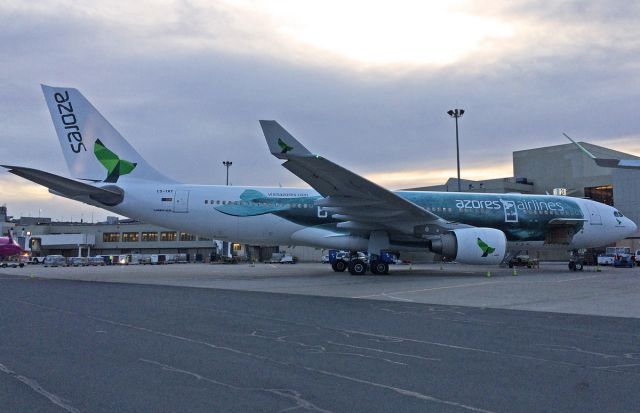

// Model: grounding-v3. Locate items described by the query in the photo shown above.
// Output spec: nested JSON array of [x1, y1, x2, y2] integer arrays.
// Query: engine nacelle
[[430, 228, 506, 265]]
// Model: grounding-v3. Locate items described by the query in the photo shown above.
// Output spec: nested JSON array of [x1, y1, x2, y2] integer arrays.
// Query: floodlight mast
[[447, 109, 465, 192], [222, 161, 233, 186]]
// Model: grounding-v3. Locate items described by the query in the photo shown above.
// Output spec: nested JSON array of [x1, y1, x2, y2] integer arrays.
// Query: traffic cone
[[512, 268, 518, 276], [486, 271, 491, 277]]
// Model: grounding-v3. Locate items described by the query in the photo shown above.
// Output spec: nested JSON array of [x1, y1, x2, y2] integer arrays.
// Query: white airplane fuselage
[[104, 180, 635, 252]]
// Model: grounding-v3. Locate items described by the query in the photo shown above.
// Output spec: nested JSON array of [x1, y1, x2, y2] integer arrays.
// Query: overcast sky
[[2, 0, 640, 222]]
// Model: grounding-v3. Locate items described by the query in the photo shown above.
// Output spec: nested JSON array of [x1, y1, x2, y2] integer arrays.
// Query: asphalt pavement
[[1, 273, 639, 412]]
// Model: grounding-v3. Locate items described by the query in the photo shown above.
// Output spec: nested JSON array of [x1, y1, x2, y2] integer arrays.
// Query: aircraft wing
[[260, 121, 462, 234], [564, 133, 640, 169], [2, 165, 124, 206]]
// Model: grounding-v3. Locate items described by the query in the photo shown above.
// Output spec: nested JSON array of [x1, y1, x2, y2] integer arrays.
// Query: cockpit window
[[614, 211, 624, 217]]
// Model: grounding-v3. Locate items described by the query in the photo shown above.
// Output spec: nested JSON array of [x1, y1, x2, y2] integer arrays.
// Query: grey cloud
[[2, 1, 640, 221]]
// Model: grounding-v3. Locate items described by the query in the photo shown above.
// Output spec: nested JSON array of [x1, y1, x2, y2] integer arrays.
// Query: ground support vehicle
[[597, 254, 615, 266], [279, 254, 297, 264], [43, 255, 67, 267], [88, 256, 106, 266], [27, 256, 45, 265], [508, 255, 539, 269], [614, 255, 634, 268], [68, 257, 88, 267], [1, 257, 24, 268], [266, 252, 285, 264]]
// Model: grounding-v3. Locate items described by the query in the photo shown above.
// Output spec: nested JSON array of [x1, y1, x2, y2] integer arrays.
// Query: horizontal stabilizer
[[2, 165, 124, 206]]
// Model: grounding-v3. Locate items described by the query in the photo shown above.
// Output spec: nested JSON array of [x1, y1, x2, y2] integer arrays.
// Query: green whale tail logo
[[277, 138, 294, 154], [477, 237, 496, 257], [94, 139, 137, 182]]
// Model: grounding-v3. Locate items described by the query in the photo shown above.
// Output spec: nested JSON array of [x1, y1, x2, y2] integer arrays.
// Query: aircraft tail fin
[[259, 120, 313, 159], [563, 133, 597, 159], [563, 133, 627, 168], [41, 85, 176, 183]]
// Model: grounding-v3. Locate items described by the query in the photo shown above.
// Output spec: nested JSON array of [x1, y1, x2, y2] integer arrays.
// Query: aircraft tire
[[348, 259, 367, 276], [332, 260, 347, 272], [370, 260, 389, 275]]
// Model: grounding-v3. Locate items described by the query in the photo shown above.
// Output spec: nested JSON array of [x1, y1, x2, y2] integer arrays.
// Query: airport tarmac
[[1, 272, 639, 412], [2, 261, 640, 318]]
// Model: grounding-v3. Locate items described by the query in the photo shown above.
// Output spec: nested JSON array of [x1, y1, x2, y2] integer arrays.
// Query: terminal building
[[2, 141, 639, 262]]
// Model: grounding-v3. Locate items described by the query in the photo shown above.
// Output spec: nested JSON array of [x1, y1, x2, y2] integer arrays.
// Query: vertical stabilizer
[[41, 85, 175, 183]]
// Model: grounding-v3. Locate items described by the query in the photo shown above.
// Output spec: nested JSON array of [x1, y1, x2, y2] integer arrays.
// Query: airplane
[[0, 230, 24, 267], [2, 85, 636, 275], [564, 133, 640, 169]]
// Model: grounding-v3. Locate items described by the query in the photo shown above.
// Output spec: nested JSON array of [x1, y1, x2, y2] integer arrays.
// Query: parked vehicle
[[68, 256, 88, 267], [1, 257, 25, 268], [43, 255, 67, 267], [150, 254, 166, 265], [279, 254, 297, 264], [267, 252, 285, 263], [614, 255, 634, 268], [27, 256, 46, 265], [88, 256, 106, 266], [597, 254, 615, 266], [508, 255, 538, 268]]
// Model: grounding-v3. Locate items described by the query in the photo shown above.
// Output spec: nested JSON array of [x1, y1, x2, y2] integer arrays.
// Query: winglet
[[259, 120, 313, 159]]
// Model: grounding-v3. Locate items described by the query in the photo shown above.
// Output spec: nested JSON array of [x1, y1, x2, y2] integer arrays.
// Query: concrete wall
[[513, 142, 629, 196]]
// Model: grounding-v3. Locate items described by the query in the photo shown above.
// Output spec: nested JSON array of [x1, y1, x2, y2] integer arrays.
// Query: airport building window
[[584, 185, 613, 206], [141, 232, 158, 242], [122, 232, 139, 242], [199, 237, 211, 241], [160, 231, 177, 241], [180, 232, 196, 241], [103, 232, 120, 242], [232, 243, 242, 251]]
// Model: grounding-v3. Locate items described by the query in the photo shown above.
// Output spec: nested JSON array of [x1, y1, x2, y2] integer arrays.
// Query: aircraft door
[[586, 203, 602, 225], [173, 190, 190, 213]]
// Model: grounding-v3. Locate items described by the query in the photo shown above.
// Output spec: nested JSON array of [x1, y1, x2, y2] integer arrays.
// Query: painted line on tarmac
[[352, 281, 495, 299], [0, 362, 81, 413], [555, 275, 600, 283]]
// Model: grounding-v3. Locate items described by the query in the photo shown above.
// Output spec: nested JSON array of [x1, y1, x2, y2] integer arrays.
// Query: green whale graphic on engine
[[477, 238, 496, 257]]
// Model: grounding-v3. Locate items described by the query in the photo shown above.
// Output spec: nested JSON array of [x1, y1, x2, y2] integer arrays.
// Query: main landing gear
[[329, 251, 392, 275]]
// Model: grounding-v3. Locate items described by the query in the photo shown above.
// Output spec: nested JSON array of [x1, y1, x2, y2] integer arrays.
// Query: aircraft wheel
[[332, 260, 347, 272], [19, 263, 24, 268], [348, 259, 367, 276], [370, 260, 389, 275], [1, 263, 6, 268]]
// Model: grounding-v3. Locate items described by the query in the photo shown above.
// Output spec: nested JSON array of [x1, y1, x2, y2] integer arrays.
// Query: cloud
[[1, 1, 640, 219]]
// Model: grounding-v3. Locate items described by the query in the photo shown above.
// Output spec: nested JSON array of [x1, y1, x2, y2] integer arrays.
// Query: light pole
[[222, 161, 232, 186], [447, 109, 465, 192]]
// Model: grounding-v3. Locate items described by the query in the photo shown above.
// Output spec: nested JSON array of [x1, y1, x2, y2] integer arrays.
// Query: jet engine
[[429, 228, 506, 265]]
